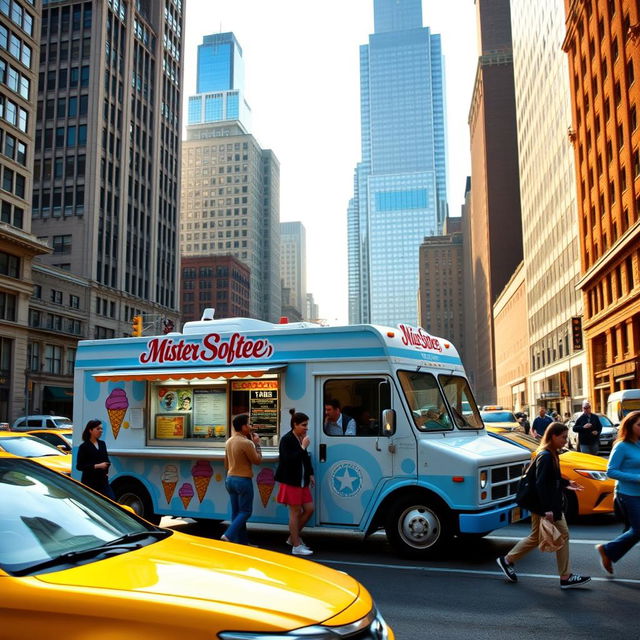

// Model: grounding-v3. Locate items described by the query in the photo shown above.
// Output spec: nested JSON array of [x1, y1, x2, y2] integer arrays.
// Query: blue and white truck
[[72, 313, 529, 557]]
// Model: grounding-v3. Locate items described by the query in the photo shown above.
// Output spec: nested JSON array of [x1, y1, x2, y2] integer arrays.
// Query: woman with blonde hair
[[596, 410, 640, 574], [496, 422, 591, 589]]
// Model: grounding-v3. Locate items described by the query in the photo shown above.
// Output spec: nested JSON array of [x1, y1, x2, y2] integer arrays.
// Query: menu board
[[155, 414, 187, 439], [250, 389, 278, 432], [193, 388, 228, 438]]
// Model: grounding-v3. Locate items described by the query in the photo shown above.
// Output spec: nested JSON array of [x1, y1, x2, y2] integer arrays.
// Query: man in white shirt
[[324, 399, 356, 436]]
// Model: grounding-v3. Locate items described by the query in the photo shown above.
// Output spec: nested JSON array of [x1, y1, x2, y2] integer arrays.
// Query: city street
[[163, 515, 639, 639]]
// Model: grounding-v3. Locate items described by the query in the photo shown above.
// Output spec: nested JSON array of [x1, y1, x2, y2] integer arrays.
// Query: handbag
[[538, 518, 564, 552]]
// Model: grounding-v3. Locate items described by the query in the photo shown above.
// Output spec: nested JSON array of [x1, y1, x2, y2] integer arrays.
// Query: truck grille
[[490, 461, 527, 501]]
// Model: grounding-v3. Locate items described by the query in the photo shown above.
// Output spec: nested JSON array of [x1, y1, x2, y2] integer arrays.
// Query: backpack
[[515, 457, 542, 514]]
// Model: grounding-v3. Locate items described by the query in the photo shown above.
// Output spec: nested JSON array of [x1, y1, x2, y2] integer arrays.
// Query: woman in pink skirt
[[275, 410, 315, 556]]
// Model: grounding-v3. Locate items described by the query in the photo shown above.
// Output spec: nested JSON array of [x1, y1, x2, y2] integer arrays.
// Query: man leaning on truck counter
[[324, 399, 356, 436]]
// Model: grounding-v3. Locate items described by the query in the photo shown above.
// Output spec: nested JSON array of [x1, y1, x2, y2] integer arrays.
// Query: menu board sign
[[193, 389, 228, 438], [155, 414, 187, 439]]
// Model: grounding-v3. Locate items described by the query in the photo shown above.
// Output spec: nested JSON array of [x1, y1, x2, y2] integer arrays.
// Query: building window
[[52, 234, 71, 254], [28, 341, 39, 371], [44, 344, 62, 374], [69, 294, 79, 308], [0, 250, 19, 277], [66, 347, 76, 375], [0, 291, 16, 321], [50, 289, 63, 304]]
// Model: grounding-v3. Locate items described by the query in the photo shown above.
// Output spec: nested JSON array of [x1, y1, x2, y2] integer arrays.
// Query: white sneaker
[[286, 536, 305, 547], [292, 544, 313, 556]]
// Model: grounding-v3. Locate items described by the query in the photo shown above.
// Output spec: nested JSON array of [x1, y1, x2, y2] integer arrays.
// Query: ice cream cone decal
[[191, 460, 213, 502], [178, 482, 194, 509], [256, 468, 275, 507], [105, 388, 128, 439], [161, 464, 178, 503]]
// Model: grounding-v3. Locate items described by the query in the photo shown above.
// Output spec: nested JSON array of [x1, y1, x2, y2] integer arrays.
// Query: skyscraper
[[181, 31, 280, 323], [280, 221, 306, 320], [187, 33, 251, 131], [348, 0, 448, 327]]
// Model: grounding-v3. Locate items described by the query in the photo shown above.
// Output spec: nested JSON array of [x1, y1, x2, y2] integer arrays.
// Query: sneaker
[[286, 536, 305, 547], [496, 556, 517, 583], [292, 544, 313, 556], [560, 574, 591, 589], [595, 544, 614, 575]]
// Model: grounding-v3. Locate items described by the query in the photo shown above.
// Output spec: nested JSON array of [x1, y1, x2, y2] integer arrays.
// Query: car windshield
[[0, 436, 65, 458], [480, 411, 517, 423], [0, 458, 162, 575], [599, 415, 613, 427], [52, 418, 72, 427]]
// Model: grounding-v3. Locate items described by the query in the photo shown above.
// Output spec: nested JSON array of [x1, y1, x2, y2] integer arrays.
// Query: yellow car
[[26, 428, 73, 453], [0, 431, 72, 475], [486, 428, 614, 518], [480, 410, 523, 432], [0, 453, 394, 640]]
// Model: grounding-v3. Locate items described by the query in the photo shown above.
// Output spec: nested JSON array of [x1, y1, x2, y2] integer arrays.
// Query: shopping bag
[[538, 518, 564, 552]]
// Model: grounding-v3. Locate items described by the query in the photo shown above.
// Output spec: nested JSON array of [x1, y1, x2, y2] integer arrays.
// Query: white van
[[606, 389, 640, 425], [11, 415, 73, 432]]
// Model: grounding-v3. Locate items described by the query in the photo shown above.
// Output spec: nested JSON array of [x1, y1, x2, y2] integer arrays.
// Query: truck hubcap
[[399, 506, 440, 548]]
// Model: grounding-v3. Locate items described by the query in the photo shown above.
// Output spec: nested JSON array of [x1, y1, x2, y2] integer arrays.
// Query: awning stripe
[[93, 365, 285, 383]]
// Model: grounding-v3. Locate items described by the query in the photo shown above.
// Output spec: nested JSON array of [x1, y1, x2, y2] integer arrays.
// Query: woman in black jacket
[[496, 422, 591, 589], [76, 419, 115, 499], [275, 410, 314, 556]]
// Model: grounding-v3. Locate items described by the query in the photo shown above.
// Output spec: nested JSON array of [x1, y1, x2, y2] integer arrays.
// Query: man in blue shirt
[[532, 406, 553, 439]]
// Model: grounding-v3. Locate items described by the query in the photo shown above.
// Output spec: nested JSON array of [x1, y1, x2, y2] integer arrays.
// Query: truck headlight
[[574, 470, 608, 481], [479, 470, 488, 489], [218, 608, 390, 639]]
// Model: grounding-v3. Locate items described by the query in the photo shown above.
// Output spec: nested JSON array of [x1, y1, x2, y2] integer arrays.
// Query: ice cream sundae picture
[[105, 388, 129, 439]]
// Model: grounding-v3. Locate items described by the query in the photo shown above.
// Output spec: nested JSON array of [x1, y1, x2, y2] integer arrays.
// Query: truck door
[[316, 375, 399, 526]]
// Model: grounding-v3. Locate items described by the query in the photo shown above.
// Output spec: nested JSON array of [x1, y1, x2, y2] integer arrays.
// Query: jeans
[[579, 441, 599, 456], [224, 476, 254, 544], [603, 494, 640, 563]]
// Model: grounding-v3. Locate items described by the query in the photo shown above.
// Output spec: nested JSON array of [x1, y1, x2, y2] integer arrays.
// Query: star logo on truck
[[330, 463, 363, 498]]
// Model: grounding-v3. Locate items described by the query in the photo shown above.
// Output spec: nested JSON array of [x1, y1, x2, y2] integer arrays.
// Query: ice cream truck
[[72, 313, 530, 557]]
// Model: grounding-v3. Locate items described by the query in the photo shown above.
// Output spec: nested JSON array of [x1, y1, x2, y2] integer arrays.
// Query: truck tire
[[384, 496, 451, 558], [113, 480, 161, 525]]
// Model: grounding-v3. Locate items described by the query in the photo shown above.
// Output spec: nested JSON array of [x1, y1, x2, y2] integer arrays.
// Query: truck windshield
[[397, 370, 453, 431], [438, 374, 483, 429]]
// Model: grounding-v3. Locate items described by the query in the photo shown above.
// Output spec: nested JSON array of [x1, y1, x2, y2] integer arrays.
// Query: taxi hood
[[35, 531, 364, 628]]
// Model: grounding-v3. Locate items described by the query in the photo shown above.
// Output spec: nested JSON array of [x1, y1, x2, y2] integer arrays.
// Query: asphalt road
[[163, 514, 638, 639]]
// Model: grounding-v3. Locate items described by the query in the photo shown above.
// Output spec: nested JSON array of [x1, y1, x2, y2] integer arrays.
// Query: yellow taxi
[[480, 410, 524, 432], [0, 453, 393, 640], [0, 431, 71, 475], [26, 428, 73, 453], [486, 428, 614, 518]]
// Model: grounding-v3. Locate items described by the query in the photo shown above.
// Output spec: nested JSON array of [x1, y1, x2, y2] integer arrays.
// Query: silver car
[[567, 412, 618, 451]]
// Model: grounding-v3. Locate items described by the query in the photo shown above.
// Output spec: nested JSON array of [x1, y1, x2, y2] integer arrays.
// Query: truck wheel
[[114, 480, 161, 525], [385, 497, 450, 558]]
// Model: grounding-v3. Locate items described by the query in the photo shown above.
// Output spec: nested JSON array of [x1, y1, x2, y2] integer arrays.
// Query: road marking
[[320, 559, 640, 584], [487, 535, 609, 545]]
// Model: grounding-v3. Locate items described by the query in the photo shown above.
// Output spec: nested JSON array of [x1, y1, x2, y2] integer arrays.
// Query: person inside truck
[[323, 399, 356, 436]]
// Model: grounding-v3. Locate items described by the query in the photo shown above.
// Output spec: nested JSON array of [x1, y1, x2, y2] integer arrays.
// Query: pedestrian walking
[[275, 410, 315, 556], [531, 406, 553, 439], [496, 422, 591, 589], [596, 410, 640, 575], [76, 419, 115, 499], [572, 400, 602, 456], [222, 413, 262, 545]]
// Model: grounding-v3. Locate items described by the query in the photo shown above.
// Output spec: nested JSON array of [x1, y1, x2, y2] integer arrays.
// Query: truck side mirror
[[381, 409, 396, 437]]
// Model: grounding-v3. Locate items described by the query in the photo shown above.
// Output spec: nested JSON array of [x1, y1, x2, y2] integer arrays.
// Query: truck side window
[[438, 374, 483, 429], [323, 378, 389, 437], [397, 370, 452, 431]]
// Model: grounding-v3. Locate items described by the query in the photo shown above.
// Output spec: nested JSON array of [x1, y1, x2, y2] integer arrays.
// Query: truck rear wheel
[[385, 497, 451, 558], [113, 480, 161, 525]]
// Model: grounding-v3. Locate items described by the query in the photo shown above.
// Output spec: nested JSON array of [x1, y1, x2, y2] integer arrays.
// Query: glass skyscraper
[[187, 33, 251, 131], [348, 0, 448, 326]]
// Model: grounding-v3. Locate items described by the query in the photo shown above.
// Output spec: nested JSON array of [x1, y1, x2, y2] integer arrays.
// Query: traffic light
[[132, 315, 143, 337], [571, 316, 583, 351]]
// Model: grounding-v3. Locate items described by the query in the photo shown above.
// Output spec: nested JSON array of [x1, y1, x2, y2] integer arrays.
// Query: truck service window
[[397, 371, 453, 432]]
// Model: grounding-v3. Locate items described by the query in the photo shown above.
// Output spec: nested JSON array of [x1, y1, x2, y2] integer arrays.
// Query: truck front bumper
[[458, 502, 526, 534]]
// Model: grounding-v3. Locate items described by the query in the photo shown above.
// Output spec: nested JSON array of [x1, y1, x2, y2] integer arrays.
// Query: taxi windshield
[[480, 411, 517, 423], [0, 436, 65, 458], [0, 458, 164, 575]]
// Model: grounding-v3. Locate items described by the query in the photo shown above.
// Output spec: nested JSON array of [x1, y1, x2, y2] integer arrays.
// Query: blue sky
[[184, 0, 478, 324]]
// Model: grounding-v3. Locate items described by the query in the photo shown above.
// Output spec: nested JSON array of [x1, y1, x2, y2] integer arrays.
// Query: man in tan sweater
[[222, 413, 262, 544]]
